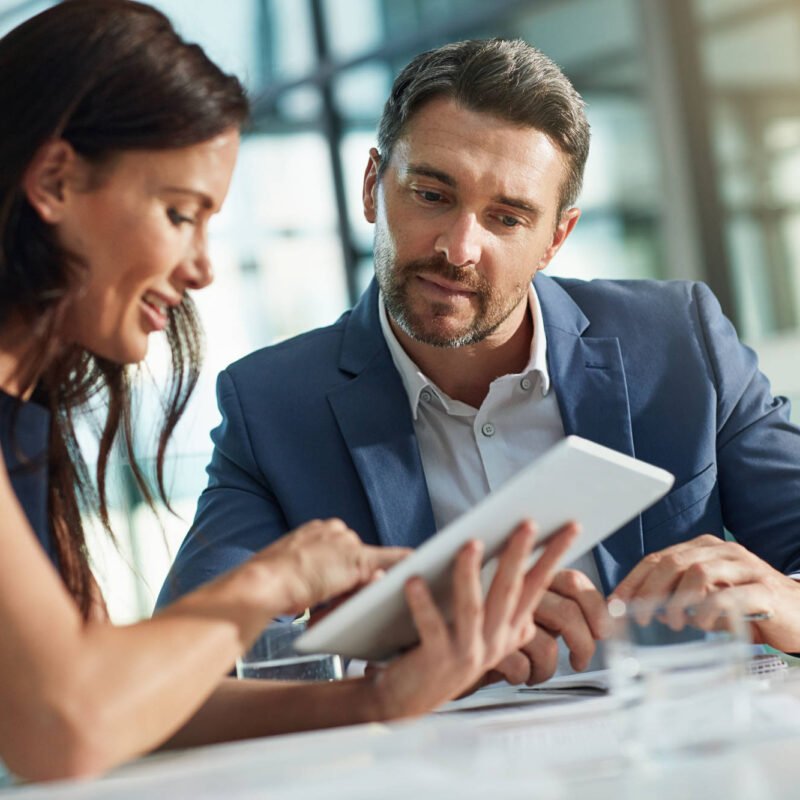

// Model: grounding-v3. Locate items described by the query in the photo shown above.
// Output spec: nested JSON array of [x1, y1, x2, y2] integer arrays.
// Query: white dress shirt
[[379, 284, 604, 675]]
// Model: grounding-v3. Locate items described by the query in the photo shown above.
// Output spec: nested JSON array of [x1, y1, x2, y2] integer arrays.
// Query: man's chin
[[402, 320, 481, 349]]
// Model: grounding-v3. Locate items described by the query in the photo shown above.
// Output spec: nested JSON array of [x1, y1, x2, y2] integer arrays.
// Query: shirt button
[[420, 390, 432, 403], [481, 422, 495, 437], [520, 377, 532, 391]]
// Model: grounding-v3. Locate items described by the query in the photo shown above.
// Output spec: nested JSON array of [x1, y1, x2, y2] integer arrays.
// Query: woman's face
[[54, 129, 240, 364]]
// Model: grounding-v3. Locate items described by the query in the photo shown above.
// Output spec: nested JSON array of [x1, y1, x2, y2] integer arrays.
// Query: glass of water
[[606, 594, 753, 759], [236, 617, 343, 682]]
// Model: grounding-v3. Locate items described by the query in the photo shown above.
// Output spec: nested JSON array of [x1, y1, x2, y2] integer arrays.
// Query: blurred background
[[3, 0, 799, 621]]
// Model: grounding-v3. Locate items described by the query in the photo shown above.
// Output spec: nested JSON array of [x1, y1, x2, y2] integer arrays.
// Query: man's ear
[[536, 207, 581, 272], [21, 140, 78, 224], [362, 147, 381, 223]]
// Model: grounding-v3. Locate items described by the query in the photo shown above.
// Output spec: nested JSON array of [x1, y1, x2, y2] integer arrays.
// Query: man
[[158, 39, 800, 678]]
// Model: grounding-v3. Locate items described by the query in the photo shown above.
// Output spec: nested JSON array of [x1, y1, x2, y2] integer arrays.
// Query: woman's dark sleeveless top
[[0, 389, 56, 565]]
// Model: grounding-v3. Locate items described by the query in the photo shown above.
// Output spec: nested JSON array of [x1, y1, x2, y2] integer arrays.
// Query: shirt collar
[[379, 281, 551, 420], [528, 280, 551, 395]]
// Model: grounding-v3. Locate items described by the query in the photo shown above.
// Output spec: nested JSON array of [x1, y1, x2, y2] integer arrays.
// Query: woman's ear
[[21, 140, 78, 224]]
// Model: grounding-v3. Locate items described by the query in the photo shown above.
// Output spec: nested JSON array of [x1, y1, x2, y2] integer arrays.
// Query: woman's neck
[[0, 317, 41, 400]]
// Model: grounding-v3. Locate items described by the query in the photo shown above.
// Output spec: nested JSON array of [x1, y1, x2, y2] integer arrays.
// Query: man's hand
[[489, 569, 610, 686], [610, 534, 800, 653]]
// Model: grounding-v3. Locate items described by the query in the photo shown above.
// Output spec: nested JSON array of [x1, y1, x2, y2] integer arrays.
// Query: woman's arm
[[1, 440, 574, 782], [0, 451, 404, 782], [162, 677, 382, 748], [168, 521, 578, 748]]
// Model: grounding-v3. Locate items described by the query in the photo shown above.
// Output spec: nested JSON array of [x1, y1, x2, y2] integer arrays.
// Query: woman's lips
[[139, 297, 168, 332]]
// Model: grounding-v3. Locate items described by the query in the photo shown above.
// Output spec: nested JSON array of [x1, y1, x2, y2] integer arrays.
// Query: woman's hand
[[368, 520, 578, 719], [254, 518, 409, 616]]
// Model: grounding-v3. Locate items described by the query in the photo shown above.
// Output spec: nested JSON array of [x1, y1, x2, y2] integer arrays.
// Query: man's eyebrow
[[405, 163, 543, 218], [496, 194, 542, 217], [161, 186, 214, 210], [406, 163, 456, 187]]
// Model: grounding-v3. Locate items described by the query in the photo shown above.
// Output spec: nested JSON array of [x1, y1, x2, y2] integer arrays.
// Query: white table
[[6, 671, 800, 799]]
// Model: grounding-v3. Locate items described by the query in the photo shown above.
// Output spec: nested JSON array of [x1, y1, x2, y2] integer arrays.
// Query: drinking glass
[[236, 617, 343, 682], [605, 594, 753, 759]]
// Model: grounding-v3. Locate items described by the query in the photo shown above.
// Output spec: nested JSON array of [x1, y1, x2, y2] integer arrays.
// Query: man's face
[[363, 96, 579, 348]]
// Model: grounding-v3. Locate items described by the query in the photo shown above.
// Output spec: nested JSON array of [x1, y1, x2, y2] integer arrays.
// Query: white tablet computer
[[294, 436, 674, 661]]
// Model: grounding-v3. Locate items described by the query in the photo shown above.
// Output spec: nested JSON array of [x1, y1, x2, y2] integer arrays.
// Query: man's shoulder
[[549, 276, 715, 328], [553, 275, 706, 305]]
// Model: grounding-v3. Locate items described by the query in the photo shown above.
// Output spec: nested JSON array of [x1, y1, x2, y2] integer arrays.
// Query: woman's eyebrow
[[160, 186, 214, 210]]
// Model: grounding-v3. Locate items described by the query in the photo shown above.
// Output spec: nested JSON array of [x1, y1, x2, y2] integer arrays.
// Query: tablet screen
[[295, 436, 674, 661]]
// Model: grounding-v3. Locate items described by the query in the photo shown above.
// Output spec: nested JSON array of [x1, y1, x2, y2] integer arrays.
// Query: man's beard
[[373, 229, 529, 348]]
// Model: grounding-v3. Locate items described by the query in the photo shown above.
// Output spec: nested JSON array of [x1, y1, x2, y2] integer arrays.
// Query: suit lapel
[[537, 275, 644, 592], [328, 283, 436, 549], [327, 277, 645, 587]]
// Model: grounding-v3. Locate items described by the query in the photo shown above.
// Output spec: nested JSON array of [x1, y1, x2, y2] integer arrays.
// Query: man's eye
[[499, 215, 522, 228], [167, 208, 195, 226], [417, 190, 443, 203]]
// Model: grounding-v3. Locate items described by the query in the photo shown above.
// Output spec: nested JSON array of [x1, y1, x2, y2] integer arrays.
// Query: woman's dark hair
[[0, 0, 249, 617]]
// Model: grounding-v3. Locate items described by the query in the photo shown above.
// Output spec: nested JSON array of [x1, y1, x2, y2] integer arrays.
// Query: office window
[[0, 0, 53, 36], [4, 0, 797, 620]]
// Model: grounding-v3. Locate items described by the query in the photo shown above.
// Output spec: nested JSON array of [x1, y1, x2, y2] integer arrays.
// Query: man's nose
[[434, 212, 482, 267]]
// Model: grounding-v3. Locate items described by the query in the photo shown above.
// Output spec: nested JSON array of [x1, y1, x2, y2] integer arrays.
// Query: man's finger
[[549, 569, 610, 640], [534, 592, 596, 672], [493, 650, 534, 685], [519, 627, 560, 685], [663, 558, 764, 629], [613, 540, 731, 608]]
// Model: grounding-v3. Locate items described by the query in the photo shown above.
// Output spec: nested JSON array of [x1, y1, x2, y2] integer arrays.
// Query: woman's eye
[[167, 208, 195, 226]]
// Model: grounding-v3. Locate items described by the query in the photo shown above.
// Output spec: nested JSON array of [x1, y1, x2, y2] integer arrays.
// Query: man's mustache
[[398, 254, 484, 292]]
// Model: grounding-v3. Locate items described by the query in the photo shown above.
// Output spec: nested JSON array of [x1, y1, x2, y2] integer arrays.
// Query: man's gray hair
[[377, 38, 590, 212]]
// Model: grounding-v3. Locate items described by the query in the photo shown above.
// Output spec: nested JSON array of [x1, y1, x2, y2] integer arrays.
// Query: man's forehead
[[393, 98, 565, 174], [392, 117, 565, 201]]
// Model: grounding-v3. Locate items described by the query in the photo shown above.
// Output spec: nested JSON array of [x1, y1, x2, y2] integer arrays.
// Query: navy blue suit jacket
[[157, 275, 800, 607]]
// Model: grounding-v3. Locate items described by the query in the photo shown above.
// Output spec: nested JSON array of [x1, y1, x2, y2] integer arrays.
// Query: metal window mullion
[[638, 0, 737, 324], [309, 0, 360, 305]]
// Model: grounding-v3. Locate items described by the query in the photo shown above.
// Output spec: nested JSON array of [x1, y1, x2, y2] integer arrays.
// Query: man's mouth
[[416, 273, 476, 298]]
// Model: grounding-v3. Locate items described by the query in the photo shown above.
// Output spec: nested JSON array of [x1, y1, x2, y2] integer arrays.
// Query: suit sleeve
[[155, 369, 290, 608], [693, 283, 800, 573]]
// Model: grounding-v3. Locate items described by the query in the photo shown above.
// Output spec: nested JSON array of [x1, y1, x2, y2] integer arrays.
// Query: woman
[[0, 0, 575, 784]]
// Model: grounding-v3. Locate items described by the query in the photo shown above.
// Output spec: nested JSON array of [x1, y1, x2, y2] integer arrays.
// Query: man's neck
[[390, 302, 534, 409]]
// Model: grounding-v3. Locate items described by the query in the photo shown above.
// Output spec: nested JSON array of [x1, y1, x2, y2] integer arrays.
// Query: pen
[[610, 601, 775, 625]]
